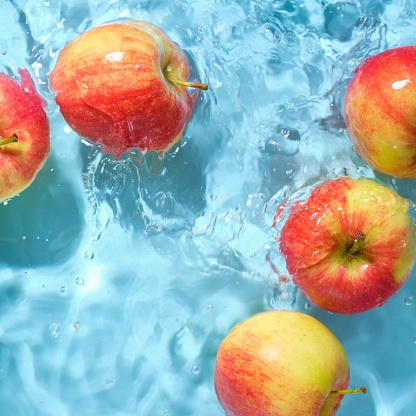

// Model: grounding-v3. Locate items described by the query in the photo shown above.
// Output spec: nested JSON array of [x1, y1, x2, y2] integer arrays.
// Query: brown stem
[[347, 231, 366, 256], [331, 386, 367, 395], [0, 133, 18, 146], [165, 72, 208, 91]]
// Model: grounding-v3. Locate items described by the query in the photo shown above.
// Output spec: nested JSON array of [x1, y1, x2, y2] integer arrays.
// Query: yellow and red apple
[[279, 177, 416, 314], [214, 310, 365, 416], [344, 46, 416, 179], [0, 69, 50, 202], [49, 20, 208, 159]]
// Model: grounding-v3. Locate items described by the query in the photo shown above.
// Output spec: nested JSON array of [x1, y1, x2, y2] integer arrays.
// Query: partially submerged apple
[[49, 20, 208, 158], [214, 310, 366, 416], [344, 46, 416, 179], [279, 177, 416, 314], [0, 69, 50, 202]]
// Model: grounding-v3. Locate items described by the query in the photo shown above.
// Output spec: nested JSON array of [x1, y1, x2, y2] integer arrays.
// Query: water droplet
[[75, 277, 85, 286], [304, 302, 312, 310], [192, 365, 200, 375], [157, 150, 165, 160], [70, 321, 80, 331], [49, 323, 63, 340], [207, 305, 214, 311], [175, 325, 189, 338], [22, 235, 26, 240], [59, 286, 68, 295], [376, 296, 385, 307], [164, 411, 172, 416], [404, 296, 413, 306], [222, 245, 232, 255], [1, 51, 6, 56], [84, 250, 94, 260], [413, 337, 416, 344], [105, 376, 116, 385]]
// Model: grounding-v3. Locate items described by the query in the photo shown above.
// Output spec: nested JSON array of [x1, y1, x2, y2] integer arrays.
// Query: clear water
[[1, 0, 416, 415]]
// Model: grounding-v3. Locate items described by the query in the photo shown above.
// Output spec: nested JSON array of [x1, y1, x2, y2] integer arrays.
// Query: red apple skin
[[344, 46, 416, 179], [0, 69, 50, 202], [49, 20, 201, 158], [279, 177, 416, 314], [214, 311, 350, 416]]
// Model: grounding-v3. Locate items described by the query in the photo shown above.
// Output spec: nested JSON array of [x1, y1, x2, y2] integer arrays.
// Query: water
[[0, 0, 415, 415]]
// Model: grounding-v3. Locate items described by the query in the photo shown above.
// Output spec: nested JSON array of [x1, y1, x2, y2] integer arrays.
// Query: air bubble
[[60, 286, 68, 294], [192, 365, 200, 375], [75, 277, 85, 286], [404, 296, 413, 306], [304, 302, 312, 310]]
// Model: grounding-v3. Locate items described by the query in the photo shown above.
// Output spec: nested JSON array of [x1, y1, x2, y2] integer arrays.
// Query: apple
[[0, 69, 50, 202], [344, 46, 416, 179], [49, 20, 208, 159], [214, 310, 366, 416], [279, 176, 416, 314]]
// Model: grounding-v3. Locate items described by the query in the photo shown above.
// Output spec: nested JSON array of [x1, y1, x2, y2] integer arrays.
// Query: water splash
[[0, 1, 415, 415]]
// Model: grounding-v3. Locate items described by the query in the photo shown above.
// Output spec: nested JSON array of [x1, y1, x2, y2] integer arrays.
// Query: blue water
[[1, 0, 416, 415]]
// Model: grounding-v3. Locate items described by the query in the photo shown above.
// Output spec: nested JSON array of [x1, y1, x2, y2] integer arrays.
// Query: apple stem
[[165, 72, 208, 91], [331, 386, 367, 395], [0, 133, 18, 146], [347, 231, 366, 256]]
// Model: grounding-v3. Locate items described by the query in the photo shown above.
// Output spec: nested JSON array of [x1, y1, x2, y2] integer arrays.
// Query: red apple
[[279, 177, 416, 314], [49, 20, 208, 159], [344, 46, 416, 179], [0, 69, 50, 202], [214, 310, 366, 416]]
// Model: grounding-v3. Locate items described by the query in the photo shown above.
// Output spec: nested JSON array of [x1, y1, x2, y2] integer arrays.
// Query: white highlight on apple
[[105, 51, 124, 62], [392, 79, 410, 90]]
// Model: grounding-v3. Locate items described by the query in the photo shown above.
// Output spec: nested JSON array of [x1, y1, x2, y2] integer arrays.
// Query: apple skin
[[214, 310, 350, 416], [0, 69, 50, 202], [49, 20, 204, 158], [279, 177, 416, 314], [344, 46, 416, 179]]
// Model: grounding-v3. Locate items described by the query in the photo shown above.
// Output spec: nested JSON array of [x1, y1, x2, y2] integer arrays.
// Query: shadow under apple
[[0, 157, 84, 268]]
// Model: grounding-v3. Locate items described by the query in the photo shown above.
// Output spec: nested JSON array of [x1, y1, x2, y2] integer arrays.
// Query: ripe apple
[[0, 69, 50, 202], [214, 310, 366, 416], [279, 176, 416, 314], [344, 46, 416, 179], [49, 20, 208, 159]]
